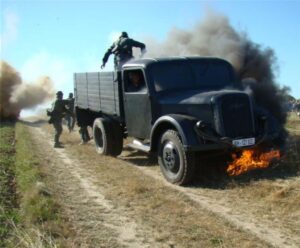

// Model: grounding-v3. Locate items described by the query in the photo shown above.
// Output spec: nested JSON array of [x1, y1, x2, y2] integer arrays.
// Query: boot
[[54, 142, 64, 148]]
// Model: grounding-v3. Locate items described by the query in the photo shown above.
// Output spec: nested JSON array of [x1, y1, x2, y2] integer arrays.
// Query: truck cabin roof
[[122, 56, 234, 70], [122, 57, 237, 92]]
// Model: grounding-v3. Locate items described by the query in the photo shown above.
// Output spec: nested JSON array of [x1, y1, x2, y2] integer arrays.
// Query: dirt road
[[26, 120, 300, 248]]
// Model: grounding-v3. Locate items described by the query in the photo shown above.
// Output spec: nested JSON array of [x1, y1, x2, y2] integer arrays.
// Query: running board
[[126, 139, 150, 153]]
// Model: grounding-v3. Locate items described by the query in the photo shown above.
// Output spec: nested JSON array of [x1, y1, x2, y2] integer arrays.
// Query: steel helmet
[[121, 31, 128, 38], [56, 91, 63, 96]]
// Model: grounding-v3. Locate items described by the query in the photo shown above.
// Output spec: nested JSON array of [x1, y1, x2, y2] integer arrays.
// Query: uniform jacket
[[102, 37, 146, 66], [49, 99, 70, 122]]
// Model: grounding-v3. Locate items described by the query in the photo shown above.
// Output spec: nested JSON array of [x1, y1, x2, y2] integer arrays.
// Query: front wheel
[[158, 130, 196, 185]]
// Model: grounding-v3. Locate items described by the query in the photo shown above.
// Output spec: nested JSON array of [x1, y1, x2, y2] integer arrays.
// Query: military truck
[[74, 57, 281, 185]]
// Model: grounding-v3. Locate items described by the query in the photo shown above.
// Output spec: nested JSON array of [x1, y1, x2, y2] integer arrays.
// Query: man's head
[[129, 72, 141, 87], [69, 93, 73, 98], [120, 31, 128, 38], [56, 91, 63, 100]]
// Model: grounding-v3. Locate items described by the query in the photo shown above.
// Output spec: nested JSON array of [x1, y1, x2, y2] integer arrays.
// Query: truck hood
[[157, 89, 245, 105], [156, 89, 249, 124]]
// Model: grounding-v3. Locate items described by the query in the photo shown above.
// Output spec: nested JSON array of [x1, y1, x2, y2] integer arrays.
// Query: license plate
[[232, 138, 255, 147]]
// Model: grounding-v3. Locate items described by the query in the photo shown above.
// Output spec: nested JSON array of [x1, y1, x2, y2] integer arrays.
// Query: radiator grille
[[216, 94, 254, 138]]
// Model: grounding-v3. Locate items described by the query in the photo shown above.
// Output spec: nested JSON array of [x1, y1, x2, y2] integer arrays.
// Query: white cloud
[[18, 52, 75, 117], [0, 10, 19, 50], [19, 51, 110, 91], [20, 52, 75, 93]]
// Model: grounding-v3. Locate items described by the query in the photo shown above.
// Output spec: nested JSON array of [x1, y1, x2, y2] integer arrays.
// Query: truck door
[[123, 69, 152, 139]]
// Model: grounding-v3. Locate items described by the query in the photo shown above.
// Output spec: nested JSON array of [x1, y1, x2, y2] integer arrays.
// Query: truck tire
[[93, 117, 123, 156], [158, 130, 196, 185], [93, 118, 113, 155], [110, 121, 123, 156]]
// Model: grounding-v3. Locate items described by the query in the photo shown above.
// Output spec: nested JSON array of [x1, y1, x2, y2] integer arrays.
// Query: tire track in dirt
[[31, 126, 157, 248], [119, 156, 300, 248], [30, 123, 299, 248]]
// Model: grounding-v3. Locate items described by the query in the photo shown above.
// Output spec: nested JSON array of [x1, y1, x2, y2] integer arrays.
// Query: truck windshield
[[149, 60, 234, 93]]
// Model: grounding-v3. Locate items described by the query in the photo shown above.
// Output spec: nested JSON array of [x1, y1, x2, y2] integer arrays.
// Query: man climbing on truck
[[101, 31, 146, 71]]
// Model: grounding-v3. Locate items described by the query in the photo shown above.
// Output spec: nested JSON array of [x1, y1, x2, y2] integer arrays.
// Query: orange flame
[[227, 149, 280, 176]]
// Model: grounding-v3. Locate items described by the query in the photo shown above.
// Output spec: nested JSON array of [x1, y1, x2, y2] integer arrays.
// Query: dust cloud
[[0, 60, 55, 120], [146, 11, 288, 142]]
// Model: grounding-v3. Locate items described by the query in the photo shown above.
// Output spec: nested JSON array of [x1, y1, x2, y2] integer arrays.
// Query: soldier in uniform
[[79, 125, 91, 145], [65, 92, 75, 132], [47, 91, 71, 148], [101, 31, 146, 71]]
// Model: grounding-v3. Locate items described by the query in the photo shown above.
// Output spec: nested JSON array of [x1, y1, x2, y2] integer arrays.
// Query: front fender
[[150, 114, 201, 152]]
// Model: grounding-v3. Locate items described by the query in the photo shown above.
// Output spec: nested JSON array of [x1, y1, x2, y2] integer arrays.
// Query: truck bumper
[[186, 120, 278, 152]]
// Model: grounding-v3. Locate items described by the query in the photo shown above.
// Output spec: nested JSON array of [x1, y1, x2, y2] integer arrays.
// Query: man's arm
[[62, 100, 75, 116], [101, 43, 115, 69], [130, 39, 146, 54]]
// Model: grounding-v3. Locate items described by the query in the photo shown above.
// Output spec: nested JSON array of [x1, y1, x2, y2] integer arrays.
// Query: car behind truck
[[74, 57, 282, 185]]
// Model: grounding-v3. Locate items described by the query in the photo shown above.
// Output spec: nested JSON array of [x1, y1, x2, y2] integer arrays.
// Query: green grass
[[15, 124, 58, 225], [0, 122, 19, 247], [0, 122, 71, 247]]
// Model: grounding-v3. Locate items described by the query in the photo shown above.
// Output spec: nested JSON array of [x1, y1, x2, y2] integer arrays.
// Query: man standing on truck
[[100, 31, 146, 70], [47, 91, 72, 148]]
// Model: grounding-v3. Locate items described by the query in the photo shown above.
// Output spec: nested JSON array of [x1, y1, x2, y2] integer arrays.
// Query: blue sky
[[1, 0, 300, 109]]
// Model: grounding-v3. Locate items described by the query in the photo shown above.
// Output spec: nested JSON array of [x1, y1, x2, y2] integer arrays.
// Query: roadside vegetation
[[0, 122, 18, 247], [0, 122, 73, 248]]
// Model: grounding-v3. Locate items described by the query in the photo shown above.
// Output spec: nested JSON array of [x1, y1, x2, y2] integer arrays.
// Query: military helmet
[[56, 91, 63, 96], [121, 31, 128, 38]]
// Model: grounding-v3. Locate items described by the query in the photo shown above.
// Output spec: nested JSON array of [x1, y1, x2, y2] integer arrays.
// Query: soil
[[25, 119, 300, 248]]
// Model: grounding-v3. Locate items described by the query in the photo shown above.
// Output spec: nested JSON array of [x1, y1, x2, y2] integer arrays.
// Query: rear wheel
[[93, 118, 113, 155], [110, 121, 123, 156], [158, 130, 196, 185], [93, 117, 123, 156]]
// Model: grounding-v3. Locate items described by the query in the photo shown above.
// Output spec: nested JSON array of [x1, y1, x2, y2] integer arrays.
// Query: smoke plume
[[146, 11, 289, 140], [0, 60, 55, 120]]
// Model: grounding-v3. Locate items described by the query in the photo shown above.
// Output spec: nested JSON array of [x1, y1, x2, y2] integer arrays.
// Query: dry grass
[[33, 114, 300, 247], [220, 113, 300, 237], [51, 126, 270, 247], [8, 221, 58, 248], [286, 112, 300, 131]]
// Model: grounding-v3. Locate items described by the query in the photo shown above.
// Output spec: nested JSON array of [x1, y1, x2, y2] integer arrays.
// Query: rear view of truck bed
[[74, 72, 121, 116]]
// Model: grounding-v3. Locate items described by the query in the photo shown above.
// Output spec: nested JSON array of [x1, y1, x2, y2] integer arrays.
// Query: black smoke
[[145, 11, 289, 143]]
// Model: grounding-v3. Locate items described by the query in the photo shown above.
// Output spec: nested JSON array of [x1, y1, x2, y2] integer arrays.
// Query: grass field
[[0, 122, 72, 248], [0, 122, 18, 247]]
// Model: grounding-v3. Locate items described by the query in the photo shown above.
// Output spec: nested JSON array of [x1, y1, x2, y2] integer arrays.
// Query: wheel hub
[[162, 142, 180, 173]]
